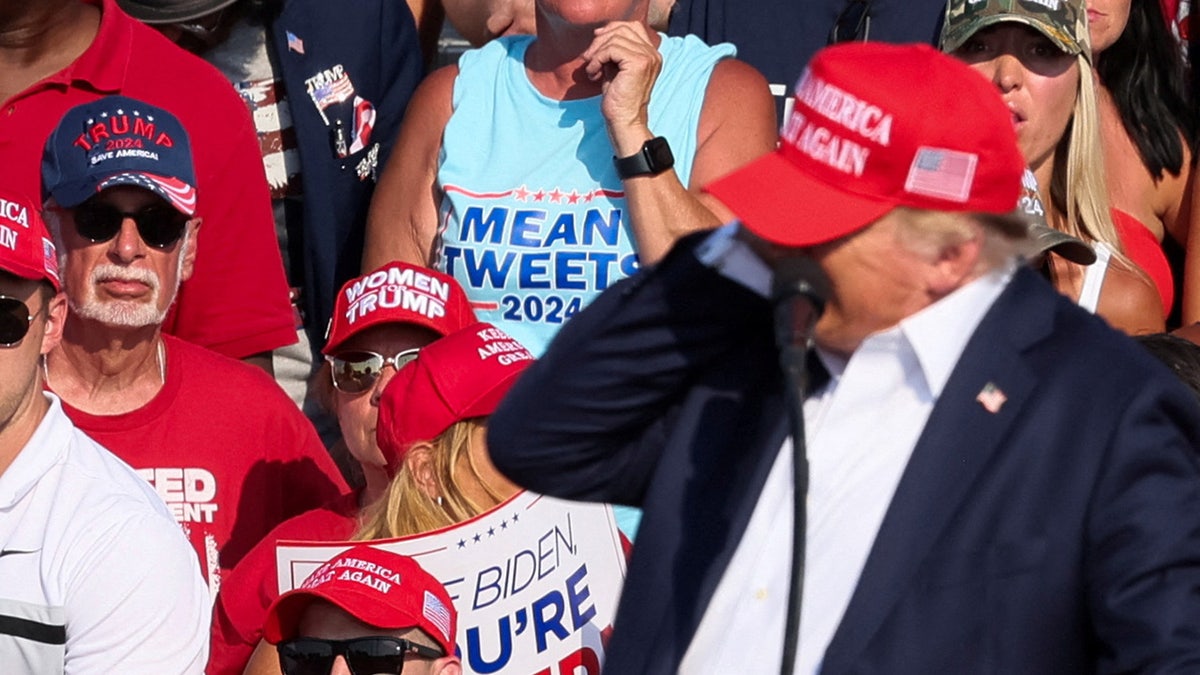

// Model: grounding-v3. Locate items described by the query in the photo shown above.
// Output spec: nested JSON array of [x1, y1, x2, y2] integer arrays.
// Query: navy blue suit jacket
[[489, 233, 1200, 674]]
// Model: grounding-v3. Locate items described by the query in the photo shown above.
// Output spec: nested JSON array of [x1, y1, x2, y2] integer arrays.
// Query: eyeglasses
[[277, 637, 443, 675], [0, 296, 39, 347], [326, 348, 421, 394], [72, 198, 189, 249], [829, 0, 871, 44]]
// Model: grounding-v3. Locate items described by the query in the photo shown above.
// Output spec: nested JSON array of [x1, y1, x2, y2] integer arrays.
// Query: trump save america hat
[[704, 42, 1025, 248], [376, 322, 534, 467], [263, 545, 457, 655], [42, 95, 198, 216], [0, 190, 60, 291], [323, 262, 477, 355]]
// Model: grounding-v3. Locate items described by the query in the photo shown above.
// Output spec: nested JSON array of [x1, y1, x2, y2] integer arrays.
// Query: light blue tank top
[[437, 34, 735, 355]]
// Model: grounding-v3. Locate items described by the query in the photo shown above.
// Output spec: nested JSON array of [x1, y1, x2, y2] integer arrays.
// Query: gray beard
[[66, 240, 189, 328]]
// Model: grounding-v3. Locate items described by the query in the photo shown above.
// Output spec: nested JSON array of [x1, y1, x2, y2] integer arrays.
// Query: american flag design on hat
[[41, 238, 59, 283], [98, 172, 197, 216], [422, 590, 453, 643]]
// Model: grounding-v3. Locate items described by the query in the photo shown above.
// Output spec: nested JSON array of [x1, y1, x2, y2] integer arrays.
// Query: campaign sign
[[276, 491, 626, 675]]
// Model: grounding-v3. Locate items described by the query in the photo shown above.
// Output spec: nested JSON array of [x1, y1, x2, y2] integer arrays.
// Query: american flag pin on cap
[[976, 381, 1007, 414]]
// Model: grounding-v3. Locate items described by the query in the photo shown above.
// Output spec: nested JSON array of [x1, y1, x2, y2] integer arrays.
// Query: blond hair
[[354, 418, 505, 540], [1049, 55, 1134, 269]]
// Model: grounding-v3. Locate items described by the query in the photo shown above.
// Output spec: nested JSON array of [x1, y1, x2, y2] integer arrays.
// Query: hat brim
[[117, 0, 240, 23], [1027, 222, 1097, 265], [50, 172, 198, 216], [97, 173, 198, 216], [264, 586, 426, 645], [941, 14, 1084, 59], [704, 151, 898, 248], [322, 311, 452, 356]]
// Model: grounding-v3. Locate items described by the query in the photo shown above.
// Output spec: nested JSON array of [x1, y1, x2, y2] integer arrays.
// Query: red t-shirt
[[0, 0, 295, 359], [57, 335, 349, 598], [208, 491, 361, 675]]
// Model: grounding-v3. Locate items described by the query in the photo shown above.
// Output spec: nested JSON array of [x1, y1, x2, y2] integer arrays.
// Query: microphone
[[770, 255, 827, 675], [771, 256, 828, 355]]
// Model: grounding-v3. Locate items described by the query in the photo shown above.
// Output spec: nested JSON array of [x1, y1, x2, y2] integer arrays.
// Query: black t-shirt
[[668, 0, 947, 122]]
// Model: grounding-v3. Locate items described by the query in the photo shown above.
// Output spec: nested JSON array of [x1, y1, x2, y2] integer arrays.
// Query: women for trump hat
[[704, 42, 1025, 248], [376, 322, 534, 467], [0, 191, 60, 290], [263, 545, 457, 655], [323, 262, 477, 354]]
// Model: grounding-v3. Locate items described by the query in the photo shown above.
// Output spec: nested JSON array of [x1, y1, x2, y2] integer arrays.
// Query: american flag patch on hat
[[904, 147, 978, 203], [423, 590, 452, 642]]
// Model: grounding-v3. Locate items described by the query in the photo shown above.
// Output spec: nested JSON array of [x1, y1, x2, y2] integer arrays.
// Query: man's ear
[[40, 291, 67, 356], [179, 217, 202, 282], [432, 656, 463, 675], [928, 228, 984, 297], [403, 444, 440, 499]]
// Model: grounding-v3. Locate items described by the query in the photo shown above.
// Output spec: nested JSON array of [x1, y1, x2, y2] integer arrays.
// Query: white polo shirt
[[0, 393, 209, 674]]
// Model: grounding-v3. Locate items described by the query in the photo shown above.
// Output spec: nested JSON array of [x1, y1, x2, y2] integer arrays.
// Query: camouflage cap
[[941, 0, 1091, 62]]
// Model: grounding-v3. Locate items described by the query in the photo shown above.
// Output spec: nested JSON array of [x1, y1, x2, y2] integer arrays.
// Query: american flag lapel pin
[[976, 381, 1007, 414], [286, 30, 305, 54]]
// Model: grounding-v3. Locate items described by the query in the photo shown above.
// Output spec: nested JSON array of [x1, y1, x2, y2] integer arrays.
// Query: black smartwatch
[[614, 136, 675, 179]]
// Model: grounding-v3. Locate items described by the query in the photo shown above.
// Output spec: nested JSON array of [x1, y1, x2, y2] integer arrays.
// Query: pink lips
[[1007, 106, 1025, 130], [99, 278, 150, 296]]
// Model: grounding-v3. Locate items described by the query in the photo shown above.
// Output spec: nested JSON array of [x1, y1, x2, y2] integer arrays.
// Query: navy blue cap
[[41, 95, 198, 216]]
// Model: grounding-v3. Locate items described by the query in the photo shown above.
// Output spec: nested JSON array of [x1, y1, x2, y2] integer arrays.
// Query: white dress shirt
[[682, 224, 1014, 674]]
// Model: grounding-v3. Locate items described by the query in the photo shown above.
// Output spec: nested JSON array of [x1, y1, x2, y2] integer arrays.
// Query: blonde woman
[[357, 321, 534, 540], [942, 0, 1165, 333]]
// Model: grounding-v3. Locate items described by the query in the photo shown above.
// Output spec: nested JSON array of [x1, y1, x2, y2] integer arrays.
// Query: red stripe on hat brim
[[705, 151, 898, 248]]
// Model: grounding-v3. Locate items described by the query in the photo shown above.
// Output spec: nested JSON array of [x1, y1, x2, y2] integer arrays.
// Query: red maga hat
[[376, 322, 534, 467], [263, 544, 457, 656], [323, 262, 476, 355], [0, 190, 60, 291], [705, 42, 1024, 247]]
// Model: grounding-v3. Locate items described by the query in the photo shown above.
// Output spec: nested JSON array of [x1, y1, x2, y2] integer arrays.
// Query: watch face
[[647, 137, 674, 171]]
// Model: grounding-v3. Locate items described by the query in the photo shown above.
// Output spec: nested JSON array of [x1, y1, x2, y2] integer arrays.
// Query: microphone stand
[[773, 258, 827, 675]]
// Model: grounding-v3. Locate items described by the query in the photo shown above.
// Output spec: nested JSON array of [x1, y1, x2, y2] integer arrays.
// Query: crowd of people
[[6, 0, 1200, 673]]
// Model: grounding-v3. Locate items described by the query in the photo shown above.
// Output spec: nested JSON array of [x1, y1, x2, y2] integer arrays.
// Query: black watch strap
[[614, 136, 675, 179]]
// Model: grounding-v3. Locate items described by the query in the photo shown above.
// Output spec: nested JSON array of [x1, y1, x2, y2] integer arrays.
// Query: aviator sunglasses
[[277, 636, 443, 675], [70, 198, 189, 249], [0, 296, 40, 346], [326, 348, 421, 394]]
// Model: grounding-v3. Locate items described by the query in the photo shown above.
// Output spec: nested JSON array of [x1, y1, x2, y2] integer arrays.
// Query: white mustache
[[90, 264, 160, 291]]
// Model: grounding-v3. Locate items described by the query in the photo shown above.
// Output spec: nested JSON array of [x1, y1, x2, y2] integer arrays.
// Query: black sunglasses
[[829, 0, 872, 44], [72, 198, 189, 249], [0, 295, 40, 347], [326, 348, 421, 394], [277, 637, 443, 675]]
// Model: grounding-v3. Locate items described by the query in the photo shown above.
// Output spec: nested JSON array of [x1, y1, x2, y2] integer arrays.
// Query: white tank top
[[1076, 242, 1113, 313]]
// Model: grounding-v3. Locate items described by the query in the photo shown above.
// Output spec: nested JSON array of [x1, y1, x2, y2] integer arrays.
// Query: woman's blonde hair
[[1049, 55, 1130, 266], [354, 418, 506, 540]]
